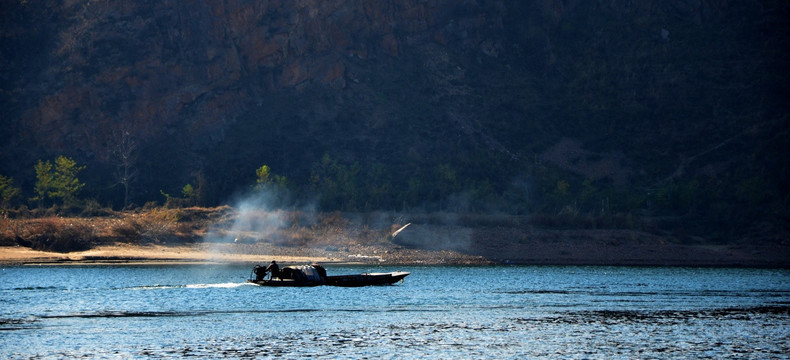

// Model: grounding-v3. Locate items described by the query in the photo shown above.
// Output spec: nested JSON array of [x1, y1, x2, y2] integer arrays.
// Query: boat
[[247, 264, 410, 287], [325, 271, 411, 287]]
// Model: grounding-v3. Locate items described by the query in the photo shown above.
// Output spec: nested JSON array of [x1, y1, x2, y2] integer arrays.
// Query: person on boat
[[265, 260, 280, 280], [312, 263, 327, 280]]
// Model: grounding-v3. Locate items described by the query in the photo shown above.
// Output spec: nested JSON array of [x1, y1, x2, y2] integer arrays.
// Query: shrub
[[111, 220, 141, 241], [24, 218, 95, 253], [80, 199, 114, 217], [136, 209, 178, 243], [142, 201, 158, 210]]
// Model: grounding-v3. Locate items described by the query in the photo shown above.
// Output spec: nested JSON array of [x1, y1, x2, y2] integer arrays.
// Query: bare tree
[[112, 128, 138, 210]]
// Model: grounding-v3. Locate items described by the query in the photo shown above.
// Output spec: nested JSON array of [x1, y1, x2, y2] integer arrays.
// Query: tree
[[254, 164, 287, 191], [182, 183, 196, 206], [32, 160, 54, 205], [310, 155, 360, 210], [0, 174, 21, 215], [181, 183, 195, 198], [255, 165, 271, 186], [33, 156, 86, 206], [433, 163, 460, 211], [111, 129, 138, 209]]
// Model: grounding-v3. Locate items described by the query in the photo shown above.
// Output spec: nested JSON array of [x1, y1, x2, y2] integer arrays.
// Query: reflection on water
[[1, 265, 788, 358]]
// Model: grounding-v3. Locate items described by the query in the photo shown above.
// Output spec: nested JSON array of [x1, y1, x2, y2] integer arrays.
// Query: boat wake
[[130, 282, 254, 290], [185, 282, 253, 289]]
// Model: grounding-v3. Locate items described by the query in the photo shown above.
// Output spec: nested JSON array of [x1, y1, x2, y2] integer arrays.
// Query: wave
[[37, 308, 320, 320], [513, 305, 790, 325], [11, 286, 65, 291], [496, 289, 790, 297], [30, 306, 443, 321], [0, 317, 41, 331]]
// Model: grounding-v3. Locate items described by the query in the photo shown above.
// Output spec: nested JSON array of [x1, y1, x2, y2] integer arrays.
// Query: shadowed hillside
[[1, 0, 788, 243]]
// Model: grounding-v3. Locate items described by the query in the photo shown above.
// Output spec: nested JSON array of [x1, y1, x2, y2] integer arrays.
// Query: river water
[[1, 265, 788, 359]]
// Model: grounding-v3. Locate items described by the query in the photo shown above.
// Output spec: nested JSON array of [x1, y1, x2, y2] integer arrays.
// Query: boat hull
[[247, 271, 409, 287], [326, 272, 410, 287]]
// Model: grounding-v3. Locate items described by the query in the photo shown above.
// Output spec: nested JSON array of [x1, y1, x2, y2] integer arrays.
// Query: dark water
[[1, 265, 788, 359]]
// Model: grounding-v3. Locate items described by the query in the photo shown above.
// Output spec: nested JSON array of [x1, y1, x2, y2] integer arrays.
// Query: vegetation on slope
[[1, 1, 788, 243]]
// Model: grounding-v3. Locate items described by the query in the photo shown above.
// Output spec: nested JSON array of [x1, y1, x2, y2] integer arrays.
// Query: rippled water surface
[[1, 265, 788, 359]]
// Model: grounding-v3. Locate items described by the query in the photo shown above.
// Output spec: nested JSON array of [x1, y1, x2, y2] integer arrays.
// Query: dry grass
[[0, 206, 638, 254], [1, 206, 234, 252], [2, 217, 96, 252], [3, 207, 787, 267], [1, 206, 394, 253]]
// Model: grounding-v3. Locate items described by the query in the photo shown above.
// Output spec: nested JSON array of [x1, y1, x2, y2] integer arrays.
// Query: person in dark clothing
[[265, 260, 280, 280], [312, 263, 327, 280]]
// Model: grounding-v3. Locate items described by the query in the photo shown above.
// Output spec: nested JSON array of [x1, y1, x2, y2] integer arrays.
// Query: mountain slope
[[1, 0, 788, 241]]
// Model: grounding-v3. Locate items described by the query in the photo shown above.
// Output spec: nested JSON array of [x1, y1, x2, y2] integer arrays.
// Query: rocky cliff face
[[1, 0, 788, 240]]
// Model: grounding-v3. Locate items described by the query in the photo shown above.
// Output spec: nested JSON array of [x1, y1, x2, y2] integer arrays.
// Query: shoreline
[[2, 242, 787, 268], [3, 210, 787, 268], [0, 244, 336, 267]]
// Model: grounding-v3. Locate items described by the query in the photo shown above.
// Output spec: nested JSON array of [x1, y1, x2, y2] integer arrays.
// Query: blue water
[[1, 265, 788, 359]]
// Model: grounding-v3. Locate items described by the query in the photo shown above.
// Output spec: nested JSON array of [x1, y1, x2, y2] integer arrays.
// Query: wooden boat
[[325, 271, 410, 287], [247, 264, 409, 287]]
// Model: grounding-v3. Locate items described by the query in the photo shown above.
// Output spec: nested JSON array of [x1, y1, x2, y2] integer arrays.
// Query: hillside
[[1, 0, 788, 243]]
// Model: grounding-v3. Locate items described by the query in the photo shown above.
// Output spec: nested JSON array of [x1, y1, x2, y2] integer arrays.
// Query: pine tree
[[32, 156, 86, 206]]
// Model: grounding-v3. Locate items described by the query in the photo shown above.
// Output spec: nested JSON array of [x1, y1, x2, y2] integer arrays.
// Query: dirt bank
[[1, 209, 787, 267], [2, 231, 786, 267]]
